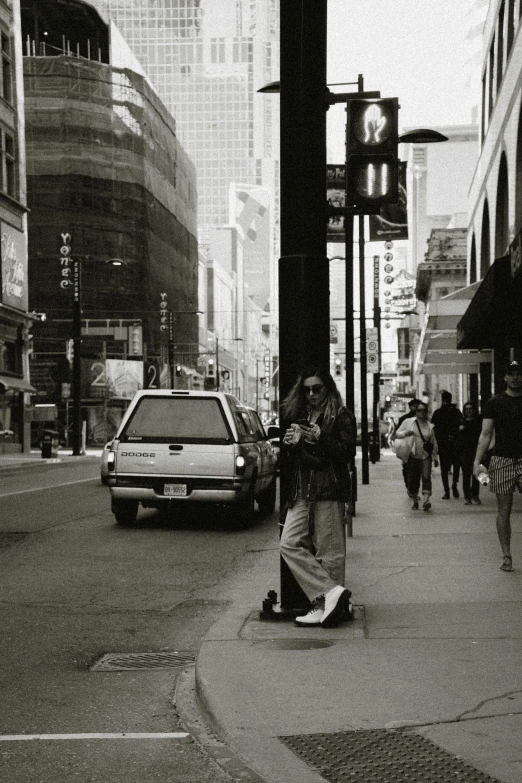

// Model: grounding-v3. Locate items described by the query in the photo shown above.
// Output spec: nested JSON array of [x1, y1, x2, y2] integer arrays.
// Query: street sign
[[366, 327, 379, 374]]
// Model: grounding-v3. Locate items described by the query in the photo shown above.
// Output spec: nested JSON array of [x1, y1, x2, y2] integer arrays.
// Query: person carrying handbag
[[395, 402, 438, 511]]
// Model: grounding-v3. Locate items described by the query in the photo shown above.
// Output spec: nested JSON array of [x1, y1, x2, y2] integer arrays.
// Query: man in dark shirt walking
[[431, 391, 463, 499], [474, 361, 522, 572]]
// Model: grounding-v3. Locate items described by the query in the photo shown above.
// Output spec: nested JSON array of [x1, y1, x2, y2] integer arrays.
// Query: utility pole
[[72, 259, 82, 456], [275, 0, 329, 614], [359, 214, 370, 484]]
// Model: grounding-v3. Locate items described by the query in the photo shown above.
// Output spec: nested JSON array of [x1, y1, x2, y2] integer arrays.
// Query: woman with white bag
[[395, 402, 438, 511]]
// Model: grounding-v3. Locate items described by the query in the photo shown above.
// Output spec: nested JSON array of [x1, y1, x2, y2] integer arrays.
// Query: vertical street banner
[[369, 161, 408, 242], [326, 164, 346, 243], [1, 222, 28, 311]]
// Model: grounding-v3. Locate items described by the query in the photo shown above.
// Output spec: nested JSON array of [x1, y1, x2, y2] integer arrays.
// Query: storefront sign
[[1, 223, 28, 311]]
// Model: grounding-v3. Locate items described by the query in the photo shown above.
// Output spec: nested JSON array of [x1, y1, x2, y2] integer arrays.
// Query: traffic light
[[175, 364, 182, 377], [334, 358, 342, 376], [346, 98, 399, 212], [207, 358, 214, 377]]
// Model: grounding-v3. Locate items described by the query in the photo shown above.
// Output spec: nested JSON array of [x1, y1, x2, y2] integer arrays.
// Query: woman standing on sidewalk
[[395, 402, 438, 511], [456, 402, 482, 505], [279, 365, 355, 628]]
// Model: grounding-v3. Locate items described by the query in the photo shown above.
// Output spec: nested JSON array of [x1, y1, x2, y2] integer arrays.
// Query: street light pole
[[169, 310, 175, 389], [72, 259, 82, 456], [359, 214, 370, 484]]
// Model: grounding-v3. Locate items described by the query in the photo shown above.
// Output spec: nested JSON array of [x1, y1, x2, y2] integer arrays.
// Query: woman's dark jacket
[[455, 417, 482, 459], [285, 406, 355, 506]]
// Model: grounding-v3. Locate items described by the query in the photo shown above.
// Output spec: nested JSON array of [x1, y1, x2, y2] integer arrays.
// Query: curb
[[191, 601, 334, 783], [175, 666, 269, 783]]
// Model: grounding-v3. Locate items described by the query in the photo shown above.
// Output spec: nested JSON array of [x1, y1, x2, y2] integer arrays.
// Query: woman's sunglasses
[[303, 384, 324, 395]]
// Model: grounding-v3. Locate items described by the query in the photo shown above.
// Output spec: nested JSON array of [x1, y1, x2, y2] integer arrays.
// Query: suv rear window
[[120, 397, 233, 444]]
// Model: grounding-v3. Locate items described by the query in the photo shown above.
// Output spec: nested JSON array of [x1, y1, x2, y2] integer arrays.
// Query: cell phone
[[297, 418, 311, 430]]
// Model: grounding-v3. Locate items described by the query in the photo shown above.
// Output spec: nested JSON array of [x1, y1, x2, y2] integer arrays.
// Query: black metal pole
[[359, 215, 369, 484], [344, 216, 355, 414], [72, 259, 82, 456], [169, 311, 175, 389], [372, 254, 381, 462], [277, 0, 329, 613], [215, 337, 220, 391]]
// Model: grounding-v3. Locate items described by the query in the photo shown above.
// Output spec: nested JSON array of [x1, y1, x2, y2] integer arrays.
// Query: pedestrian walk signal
[[346, 97, 399, 212]]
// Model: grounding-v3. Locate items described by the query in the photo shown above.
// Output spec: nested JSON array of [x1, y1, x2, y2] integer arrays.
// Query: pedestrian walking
[[395, 401, 438, 511], [385, 415, 396, 448], [473, 360, 522, 572], [431, 391, 463, 499], [455, 401, 482, 505], [395, 398, 421, 490], [279, 365, 355, 628]]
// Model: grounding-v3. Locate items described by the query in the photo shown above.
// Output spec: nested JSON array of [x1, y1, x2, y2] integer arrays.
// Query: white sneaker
[[321, 585, 352, 628], [294, 604, 324, 626]]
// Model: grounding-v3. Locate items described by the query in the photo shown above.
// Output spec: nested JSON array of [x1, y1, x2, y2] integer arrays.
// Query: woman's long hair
[[281, 365, 345, 429]]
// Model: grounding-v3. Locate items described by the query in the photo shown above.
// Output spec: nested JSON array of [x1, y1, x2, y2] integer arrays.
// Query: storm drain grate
[[279, 729, 502, 783], [90, 652, 196, 672]]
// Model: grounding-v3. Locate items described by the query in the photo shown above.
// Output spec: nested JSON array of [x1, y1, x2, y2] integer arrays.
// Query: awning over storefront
[[416, 283, 492, 376], [457, 256, 513, 349], [0, 375, 37, 394]]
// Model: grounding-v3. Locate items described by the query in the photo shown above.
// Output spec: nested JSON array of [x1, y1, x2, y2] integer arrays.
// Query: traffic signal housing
[[346, 97, 399, 212], [334, 358, 342, 376]]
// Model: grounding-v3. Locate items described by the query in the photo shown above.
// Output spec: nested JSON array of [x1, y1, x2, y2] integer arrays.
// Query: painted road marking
[[0, 732, 190, 741], [0, 477, 98, 499]]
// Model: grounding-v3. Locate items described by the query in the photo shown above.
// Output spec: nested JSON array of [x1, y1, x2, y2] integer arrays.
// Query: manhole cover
[[280, 729, 502, 783], [90, 652, 196, 672], [253, 640, 334, 650]]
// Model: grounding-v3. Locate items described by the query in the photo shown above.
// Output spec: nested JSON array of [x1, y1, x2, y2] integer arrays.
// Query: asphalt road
[[0, 459, 277, 782]]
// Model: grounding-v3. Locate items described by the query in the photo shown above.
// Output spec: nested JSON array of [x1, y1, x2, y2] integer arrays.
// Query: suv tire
[[112, 498, 139, 527], [257, 475, 277, 517], [236, 481, 256, 528]]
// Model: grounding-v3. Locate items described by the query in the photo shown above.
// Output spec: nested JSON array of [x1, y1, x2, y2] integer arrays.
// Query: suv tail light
[[107, 451, 115, 472], [235, 454, 246, 475]]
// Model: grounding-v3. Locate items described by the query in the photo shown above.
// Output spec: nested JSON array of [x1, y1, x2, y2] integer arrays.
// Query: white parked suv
[[106, 390, 278, 527]]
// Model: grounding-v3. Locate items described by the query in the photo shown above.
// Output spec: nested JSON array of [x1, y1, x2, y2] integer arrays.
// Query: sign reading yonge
[[60, 233, 73, 290]]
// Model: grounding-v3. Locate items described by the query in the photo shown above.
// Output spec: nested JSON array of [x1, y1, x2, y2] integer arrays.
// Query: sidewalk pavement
[[0, 448, 102, 471], [192, 452, 522, 783]]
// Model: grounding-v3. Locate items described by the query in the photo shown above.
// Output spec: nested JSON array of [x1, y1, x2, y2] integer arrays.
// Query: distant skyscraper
[[108, 0, 280, 233]]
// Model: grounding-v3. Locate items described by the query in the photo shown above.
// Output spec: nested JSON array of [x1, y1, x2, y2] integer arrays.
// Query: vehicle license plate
[[164, 483, 187, 497]]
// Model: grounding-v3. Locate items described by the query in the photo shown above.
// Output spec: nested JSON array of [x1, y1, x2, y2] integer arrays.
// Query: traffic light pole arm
[[327, 89, 380, 106]]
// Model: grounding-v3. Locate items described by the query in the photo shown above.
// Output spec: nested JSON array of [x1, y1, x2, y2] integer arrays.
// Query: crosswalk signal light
[[346, 97, 399, 212]]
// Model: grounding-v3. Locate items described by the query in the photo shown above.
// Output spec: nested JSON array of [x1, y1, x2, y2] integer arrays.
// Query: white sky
[[326, 0, 477, 161]]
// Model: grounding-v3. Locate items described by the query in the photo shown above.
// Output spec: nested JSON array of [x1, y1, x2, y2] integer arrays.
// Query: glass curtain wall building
[[106, 0, 279, 232]]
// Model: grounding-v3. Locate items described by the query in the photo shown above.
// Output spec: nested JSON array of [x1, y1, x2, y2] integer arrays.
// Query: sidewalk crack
[[456, 689, 522, 721], [363, 565, 418, 589]]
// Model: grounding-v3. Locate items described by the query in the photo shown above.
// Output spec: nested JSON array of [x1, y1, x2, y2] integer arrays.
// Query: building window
[[210, 38, 225, 64], [497, 2, 505, 95], [488, 37, 495, 117], [397, 328, 410, 361], [1, 131, 16, 198], [507, 0, 515, 56], [1, 31, 11, 104]]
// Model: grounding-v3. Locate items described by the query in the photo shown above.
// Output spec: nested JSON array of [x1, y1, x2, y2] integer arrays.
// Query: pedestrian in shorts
[[473, 360, 522, 572]]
